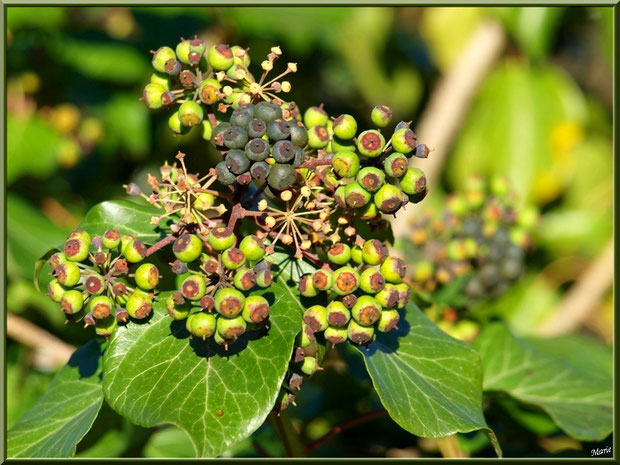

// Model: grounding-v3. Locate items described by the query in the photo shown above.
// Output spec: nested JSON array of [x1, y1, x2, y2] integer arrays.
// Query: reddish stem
[[299, 154, 333, 169], [146, 234, 177, 257]]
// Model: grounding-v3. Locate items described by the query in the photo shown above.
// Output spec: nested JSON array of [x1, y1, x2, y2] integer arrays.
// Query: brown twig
[[300, 155, 333, 169], [536, 239, 614, 337], [7, 312, 76, 367], [306, 409, 388, 453], [146, 234, 178, 257]]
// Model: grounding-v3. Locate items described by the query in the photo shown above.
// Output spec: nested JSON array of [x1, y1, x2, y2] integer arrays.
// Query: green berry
[[383, 152, 409, 178], [377, 309, 400, 332], [391, 127, 416, 154], [85, 274, 105, 295], [334, 185, 347, 209], [299, 323, 314, 348], [380, 256, 407, 284], [400, 168, 427, 201], [120, 234, 134, 255], [186, 312, 217, 339], [166, 292, 191, 320], [357, 167, 385, 193], [327, 243, 352, 265], [239, 235, 265, 261], [64, 237, 89, 262], [331, 266, 360, 296], [359, 268, 386, 294], [178, 101, 204, 127], [175, 39, 192, 64], [47, 279, 66, 302], [49, 252, 67, 270], [347, 320, 375, 345], [375, 283, 399, 308], [208, 226, 236, 251], [362, 240, 388, 265], [126, 291, 153, 319], [124, 239, 147, 263], [142, 83, 166, 109], [267, 163, 297, 191], [326, 301, 350, 327], [312, 269, 332, 291], [207, 44, 234, 70], [357, 130, 385, 157], [222, 247, 246, 270], [325, 326, 348, 346], [198, 78, 221, 105], [68, 229, 91, 243], [307, 125, 329, 149], [344, 181, 371, 208], [300, 356, 320, 376], [194, 193, 215, 211], [169, 111, 189, 135], [217, 315, 247, 340], [60, 290, 84, 314], [95, 315, 117, 338], [151, 46, 176, 73], [54, 262, 81, 287], [255, 101, 282, 122], [150, 72, 171, 91], [102, 229, 121, 249], [242, 295, 270, 324], [89, 295, 113, 319], [358, 202, 379, 220], [371, 104, 392, 127], [181, 275, 207, 301], [299, 273, 318, 297], [214, 288, 245, 317], [256, 269, 273, 288], [374, 184, 404, 214], [333, 114, 357, 139], [352, 295, 381, 326], [303, 106, 328, 127], [233, 267, 256, 291], [351, 246, 363, 265], [395, 283, 411, 309], [231, 45, 250, 66], [303, 305, 328, 332], [331, 136, 356, 153], [134, 263, 160, 290], [332, 151, 360, 178]]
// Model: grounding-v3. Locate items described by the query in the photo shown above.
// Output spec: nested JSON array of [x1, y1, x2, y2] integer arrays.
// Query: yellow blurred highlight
[[20, 71, 40, 94], [79, 117, 105, 144], [51, 104, 81, 134], [57, 139, 81, 167], [105, 8, 135, 40]]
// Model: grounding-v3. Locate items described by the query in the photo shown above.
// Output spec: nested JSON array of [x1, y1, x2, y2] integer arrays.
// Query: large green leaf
[[102, 279, 303, 457], [475, 324, 612, 441], [358, 302, 501, 456], [7, 340, 105, 458]]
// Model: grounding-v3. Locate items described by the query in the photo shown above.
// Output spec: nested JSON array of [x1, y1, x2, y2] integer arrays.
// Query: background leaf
[[358, 302, 501, 456], [7, 340, 105, 458], [475, 324, 612, 441]]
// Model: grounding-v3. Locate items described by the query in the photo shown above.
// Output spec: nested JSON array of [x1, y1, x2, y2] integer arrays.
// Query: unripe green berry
[[208, 227, 236, 251], [222, 247, 246, 270], [377, 309, 400, 332], [239, 235, 265, 261], [375, 283, 400, 308], [181, 275, 207, 301], [150, 72, 171, 91], [303, 305, 328, 332], [126, 291, 153, 319], [217, 314, 247, 340], [233, 267, 256, 291], [134, 263, 160, 290], [303, 106, 328, 128], [362, 239, 388, 265], [64, 238, 89, 262], [60, 290, 84, 314], [371, 104, 392, 127], [357, 130, 385, 157], [383, 152, 409, 178], [178, 101, 204, 127], [351, 246, 363, 265], [325, 325, 349, 346], [95, 315, 117, 338], [347, 320, 375, 345], [400, 168, 427, 202], [380, 256, 407, 284], [68, 229, 91, 243], [352, 295, 381, 326], [332, 151, 360, 178], [166, 292, 191, 320], [331, 266, 360, 296], [327, 243, 352, 265], [198, 78, 221, 105], [194, 193, 215, 211], [326, 300, 350, 327], [102, 229, 121, 249], [124, 239, 147, 263], [391, 127, 416, 154], [334, 185, 347, 209], [307, 125, 330, 149], [47, 279, 66, 302], [333, 114, 357, 139], [187, 312, 217, 339], [331, 136, 356, 153], [214, 287, 245, 317], [142, 83, 166, 109], [120, 234, 134, 255], [300, 356, 320, 376], [231, 45, 250, 66], [49, 252, 67, 270], [207, 44, 234, 70], [374, 184, 404, 214], [169, 111, 189, 135], [312, 269, 332, 291], [55, 262, 81, 287], [84, 274, 105, 295], [357, 167, 385, 193], [175, 39, 191, 64], [359, 268, 386, 294], [255, 269, 273, 288], [344, 181, 371, 208], [358, 202, 379, 220], [299, 273, 318, 297], [242, 295, 270, 324], [89, 295, 113, 319], [151, 46, 176, 73]]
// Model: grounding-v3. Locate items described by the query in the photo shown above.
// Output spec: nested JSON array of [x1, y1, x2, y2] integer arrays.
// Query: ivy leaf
[[102, 279, 302, 457], [7, 340, 105, 458], [358, 302, 501, 456], [475, 323, 612, 441]]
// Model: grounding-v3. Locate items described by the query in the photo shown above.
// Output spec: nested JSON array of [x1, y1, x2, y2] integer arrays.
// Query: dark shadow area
[[363, 307, 411, 357], [68, 339, 103, 379]]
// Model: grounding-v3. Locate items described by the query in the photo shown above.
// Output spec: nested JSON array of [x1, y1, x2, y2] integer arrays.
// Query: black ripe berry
[[272, 140, 295, 163], [250, 161, 270, 180], [245, 138, 270, 161], [267, 163, 297, 191], [267, 119, 291, 141], [216, 161, 237, 185], [248, 118, 267, 138], [225, 150, 251, 175], [223, 126, 249, 149]]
